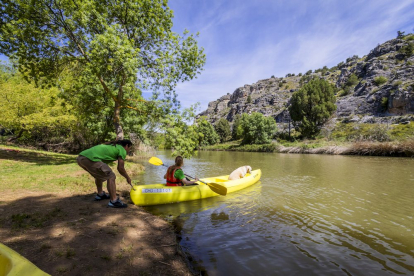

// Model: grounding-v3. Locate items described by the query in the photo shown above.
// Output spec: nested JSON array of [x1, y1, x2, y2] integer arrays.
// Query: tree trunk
[[114, 101, 124, 140], [7, 129, 24, 142], [114, 81, 125, 140]]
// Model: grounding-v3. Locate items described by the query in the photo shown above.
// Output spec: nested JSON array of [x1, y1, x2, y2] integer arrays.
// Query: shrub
[[240, 113, 278, 144], [346, 74, 359, 87], [399, 42, 414, 58], [393, 80, 402, 86], [374, 76, 388, 86]]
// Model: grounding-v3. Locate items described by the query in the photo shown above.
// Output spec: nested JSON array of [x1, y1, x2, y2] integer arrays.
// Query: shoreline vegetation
[[0, 145, 194, 275], [202, 139, 414, 157]]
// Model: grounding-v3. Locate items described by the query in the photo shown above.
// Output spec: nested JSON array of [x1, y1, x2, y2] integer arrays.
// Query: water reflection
[[137, 151, 414, 275]]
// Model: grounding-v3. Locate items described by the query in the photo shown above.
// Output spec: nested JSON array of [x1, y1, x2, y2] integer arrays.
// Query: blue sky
[[167, 0, 414, 112], [1, 0, 413, 114]]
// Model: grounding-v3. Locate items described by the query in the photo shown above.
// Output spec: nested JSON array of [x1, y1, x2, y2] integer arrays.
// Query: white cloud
[[169, 0, 414, 112]]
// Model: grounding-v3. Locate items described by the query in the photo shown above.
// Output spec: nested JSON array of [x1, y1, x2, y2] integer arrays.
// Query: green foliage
[[331, 123, 390, 142], [397, 30, 406, 38], [195, 117, 219, 147], [247, 95, 252, 103], [388, 123, 414, 140], [240, 113, 278, 144], [0, 66, 76, 142], [214, 118, 231, 143], [346, 74, 359, 87], [315, 66, 328, 75], [162, 106, 201, 158], [0, 0, 206, 140], [305, 70, 312, 75], [374, 76, 388, 86], [231, 115, 243, 140], [398, 42, 414, 58], [288, 78, 336, 138], [338, 73, 359, 97], [203, 141, 278, 152]]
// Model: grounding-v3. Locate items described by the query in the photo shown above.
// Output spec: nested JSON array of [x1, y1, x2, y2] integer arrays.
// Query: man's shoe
[[95, 191, 110, 201], [108, 198, 127, 208]]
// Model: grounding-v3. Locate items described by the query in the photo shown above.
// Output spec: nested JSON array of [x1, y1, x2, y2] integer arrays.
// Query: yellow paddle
[[148, 156, 227, 196]]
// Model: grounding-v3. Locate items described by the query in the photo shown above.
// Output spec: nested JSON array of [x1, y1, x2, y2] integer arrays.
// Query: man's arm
[[117, 157, 131, 184]]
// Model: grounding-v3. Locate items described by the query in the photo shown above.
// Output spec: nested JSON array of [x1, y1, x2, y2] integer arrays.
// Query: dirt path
[[0, 190, 193, 276]]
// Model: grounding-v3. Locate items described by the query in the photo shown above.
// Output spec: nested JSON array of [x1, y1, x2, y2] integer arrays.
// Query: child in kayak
[[164, 156, 199, 186]]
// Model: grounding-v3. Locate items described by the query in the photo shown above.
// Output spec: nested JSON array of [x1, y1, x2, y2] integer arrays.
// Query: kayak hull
[[130, 169, 261, 206], [0, 243, 49, 276]]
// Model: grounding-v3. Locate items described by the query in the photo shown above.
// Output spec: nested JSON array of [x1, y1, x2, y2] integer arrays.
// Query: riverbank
[[202, 139, 414, 157], [0, 145, 193, 275]]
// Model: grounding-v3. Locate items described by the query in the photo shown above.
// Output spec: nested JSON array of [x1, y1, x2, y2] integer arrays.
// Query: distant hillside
[[198, 34, 414, 125]]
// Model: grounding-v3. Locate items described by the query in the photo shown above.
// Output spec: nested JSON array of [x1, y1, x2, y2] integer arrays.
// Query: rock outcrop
[[199, 35, 414, 125]]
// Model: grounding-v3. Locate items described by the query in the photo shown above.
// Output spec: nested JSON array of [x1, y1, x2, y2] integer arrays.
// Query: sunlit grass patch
[[0, 145, 144, 193]]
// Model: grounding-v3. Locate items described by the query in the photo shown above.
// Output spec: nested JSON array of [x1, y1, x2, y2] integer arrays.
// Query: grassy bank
[[0, 145, 193, 275], [0, 144, 144, 193], [202, 122, 414, 157]]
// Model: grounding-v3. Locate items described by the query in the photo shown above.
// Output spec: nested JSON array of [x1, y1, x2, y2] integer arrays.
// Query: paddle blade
[[149, 156, 163, 166], [204, 182, 227, 196]]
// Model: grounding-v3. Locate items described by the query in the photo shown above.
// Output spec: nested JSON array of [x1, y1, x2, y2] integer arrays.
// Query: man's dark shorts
[[77, 155, 116, 181]]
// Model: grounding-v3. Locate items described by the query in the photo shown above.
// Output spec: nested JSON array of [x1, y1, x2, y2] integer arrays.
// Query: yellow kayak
[[0, 243, 49, 276], [130, 169, 261, 206]]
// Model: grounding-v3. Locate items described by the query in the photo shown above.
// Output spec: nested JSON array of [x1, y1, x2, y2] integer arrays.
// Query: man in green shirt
[[77, 139, 133, 208]]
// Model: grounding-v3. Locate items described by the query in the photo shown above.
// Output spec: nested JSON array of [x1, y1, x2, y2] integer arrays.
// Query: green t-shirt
[[79, 144, 127, 163], [174, 169, 185, 180]]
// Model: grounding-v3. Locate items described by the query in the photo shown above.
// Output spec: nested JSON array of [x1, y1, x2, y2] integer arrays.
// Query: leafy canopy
[[195, 117, 219, 147], [214, 118, 231, 143], [0, 65, 76, 137], [288, 78, 336, 138], [0, 0, 206, 141], [240, 112, 277, 144]]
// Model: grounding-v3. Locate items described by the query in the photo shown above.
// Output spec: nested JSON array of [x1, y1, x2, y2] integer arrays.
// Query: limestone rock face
[[199, 36, 414, 125]]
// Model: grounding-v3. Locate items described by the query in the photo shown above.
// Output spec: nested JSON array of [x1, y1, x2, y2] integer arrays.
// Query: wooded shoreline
[[202, 140, 414, 157]]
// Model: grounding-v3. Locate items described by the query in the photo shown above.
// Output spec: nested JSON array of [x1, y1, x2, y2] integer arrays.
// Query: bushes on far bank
[[330, 122, 414, 142]]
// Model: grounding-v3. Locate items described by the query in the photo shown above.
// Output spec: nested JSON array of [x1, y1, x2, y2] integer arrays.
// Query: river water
[[137, 151, 414, 276]]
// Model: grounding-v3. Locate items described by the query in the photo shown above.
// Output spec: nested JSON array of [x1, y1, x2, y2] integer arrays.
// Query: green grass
[[0, 144, 143, 192]]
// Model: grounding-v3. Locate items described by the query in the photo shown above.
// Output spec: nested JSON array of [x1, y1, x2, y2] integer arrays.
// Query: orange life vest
[[166, 167, 183, 186]]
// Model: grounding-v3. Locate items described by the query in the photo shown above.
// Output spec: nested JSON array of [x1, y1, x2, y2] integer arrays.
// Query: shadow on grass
[[0, 193, 191, 276], [0, 149, 75, 165]]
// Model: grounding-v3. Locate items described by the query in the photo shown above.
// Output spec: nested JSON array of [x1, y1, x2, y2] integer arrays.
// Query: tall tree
[[288, 78, 336, 138], [214, 118, 231, 143], [195, 117, 219, 147], [0, 0, 206, 139], [231, 114, 243, 140]]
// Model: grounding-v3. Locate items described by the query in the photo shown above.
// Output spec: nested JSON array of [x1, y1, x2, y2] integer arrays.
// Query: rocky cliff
[[199, 34, 414, 125]]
